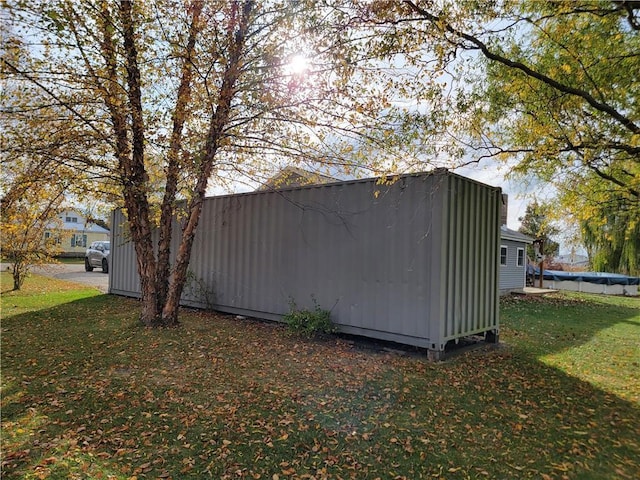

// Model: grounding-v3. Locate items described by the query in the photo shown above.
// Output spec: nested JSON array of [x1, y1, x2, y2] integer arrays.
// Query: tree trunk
[[12, 261, 23, 291], [118, 1, 164, 327], [155, 1, 203, 327], [97, 0, 251, 327], [161, 0, 254, 325]]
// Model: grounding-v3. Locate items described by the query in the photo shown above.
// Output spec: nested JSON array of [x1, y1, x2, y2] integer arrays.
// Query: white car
[[85, 241, 110, 273]]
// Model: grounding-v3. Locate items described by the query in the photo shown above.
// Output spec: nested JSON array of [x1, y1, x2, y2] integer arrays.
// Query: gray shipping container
[[110, 170, 501, 358]]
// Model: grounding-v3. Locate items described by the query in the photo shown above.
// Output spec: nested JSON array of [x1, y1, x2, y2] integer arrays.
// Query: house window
[[517, 248, 525, 267], [44, 232, 61, 244], [71, 234, 87, 248], [65, 216, 78, 223], [500, 245, 508, 266]]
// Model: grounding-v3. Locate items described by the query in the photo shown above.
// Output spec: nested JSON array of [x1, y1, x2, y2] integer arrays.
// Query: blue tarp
[[534, 269, 640, 286]]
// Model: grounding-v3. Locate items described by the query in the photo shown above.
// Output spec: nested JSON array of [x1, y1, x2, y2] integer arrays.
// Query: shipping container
[[110, 170, 501, 359]]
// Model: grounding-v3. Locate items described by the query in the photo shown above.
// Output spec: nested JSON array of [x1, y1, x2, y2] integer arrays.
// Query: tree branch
[[403, 0, 640, 135], [1, 59, 115, 147]]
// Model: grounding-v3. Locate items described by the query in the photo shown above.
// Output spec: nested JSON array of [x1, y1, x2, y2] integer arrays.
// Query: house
[[256, 166, 338, 191], [45, 210, 110, 257], [499, 225, 534, 294]]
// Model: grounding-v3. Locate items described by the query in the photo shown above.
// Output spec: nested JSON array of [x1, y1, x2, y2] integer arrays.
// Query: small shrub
[[284, 297, 335, 338], [185, 269, 216, 309]]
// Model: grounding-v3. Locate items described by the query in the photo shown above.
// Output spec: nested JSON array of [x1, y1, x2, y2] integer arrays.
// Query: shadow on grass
[[1, 293, 639, 479]]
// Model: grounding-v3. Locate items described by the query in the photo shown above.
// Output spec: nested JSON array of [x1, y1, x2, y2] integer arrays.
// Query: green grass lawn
[[2, 273, 639, 479], [1, 257, 84, 266]]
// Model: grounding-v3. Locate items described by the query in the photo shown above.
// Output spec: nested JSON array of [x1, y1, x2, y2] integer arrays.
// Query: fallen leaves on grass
[[1, 281, 639, 479]]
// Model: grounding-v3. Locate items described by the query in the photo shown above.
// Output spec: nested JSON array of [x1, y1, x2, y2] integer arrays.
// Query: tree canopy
[[1, 54, 79, 289], [4, 0, 638, 312], [471, 0, 639, 274], [517, 201, 560, 260], [367, 0, 639, 273], [0, 180, 65, 290], [392, 0, 640, 198], [2, 0, 453, 325]]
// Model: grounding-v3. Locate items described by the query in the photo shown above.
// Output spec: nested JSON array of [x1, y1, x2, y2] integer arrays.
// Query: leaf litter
[[1, 276, 639, 479]]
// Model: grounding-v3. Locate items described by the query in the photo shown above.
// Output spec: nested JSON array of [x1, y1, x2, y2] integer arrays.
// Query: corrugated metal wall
[[110, 171, 501, 350], [438, 175, 500, 345]]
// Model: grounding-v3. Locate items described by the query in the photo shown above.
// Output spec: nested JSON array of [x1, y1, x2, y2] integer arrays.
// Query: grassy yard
[[1, 258, 84, 265], [1, 273, 639, 479]]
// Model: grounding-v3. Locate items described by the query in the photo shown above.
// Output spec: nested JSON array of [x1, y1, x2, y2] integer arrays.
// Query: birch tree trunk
[[162, 0, 254, 325]]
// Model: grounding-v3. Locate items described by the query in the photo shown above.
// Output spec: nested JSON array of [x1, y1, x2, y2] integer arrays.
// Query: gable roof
[[64, 222, 110, 234], [49, 209, 110, 233], [501, 225, 534, 244], [257, 166, 339, 191]]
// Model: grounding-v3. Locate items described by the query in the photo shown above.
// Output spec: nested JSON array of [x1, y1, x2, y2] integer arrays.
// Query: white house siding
[[46, 210, 110, 257]]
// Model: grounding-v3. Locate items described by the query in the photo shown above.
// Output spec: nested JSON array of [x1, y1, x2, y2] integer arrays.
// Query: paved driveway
[[3, 263, 109, 293]]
